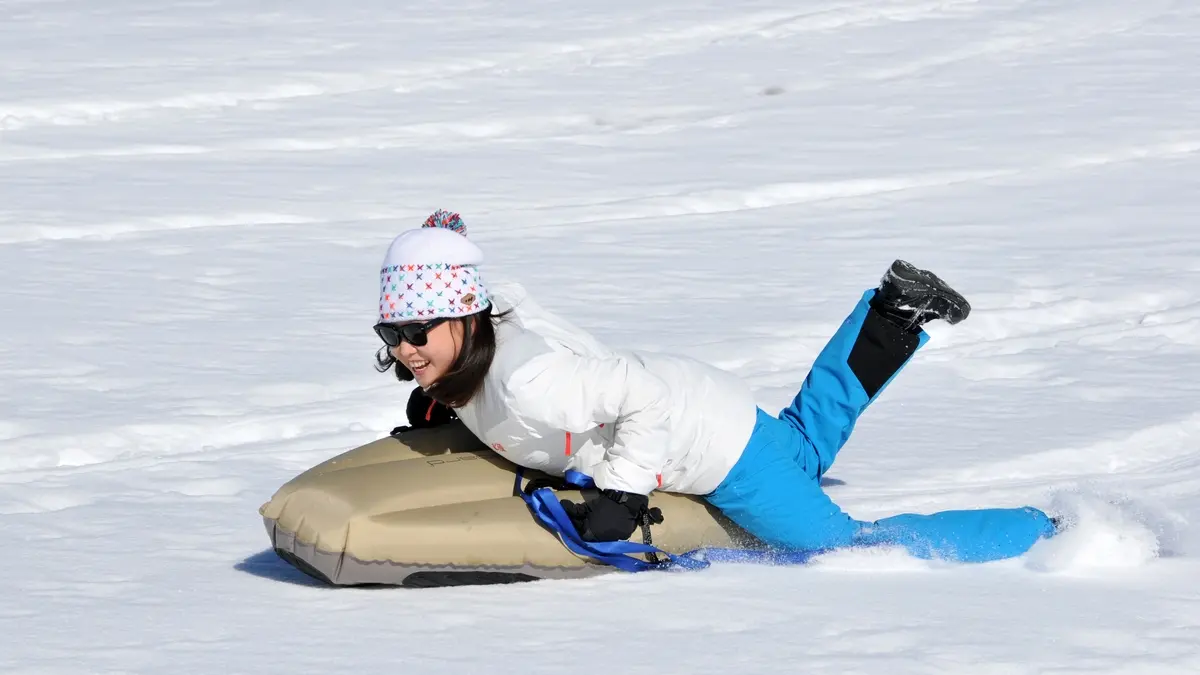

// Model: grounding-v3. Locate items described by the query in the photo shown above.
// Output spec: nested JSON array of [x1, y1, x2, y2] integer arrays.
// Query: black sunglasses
[[374, 317, 449, 348]]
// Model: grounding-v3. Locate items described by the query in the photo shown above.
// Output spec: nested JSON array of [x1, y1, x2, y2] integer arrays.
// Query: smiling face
[[389, 319, 466, 388]]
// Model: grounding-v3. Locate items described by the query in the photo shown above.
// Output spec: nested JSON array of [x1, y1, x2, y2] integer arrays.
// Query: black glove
[[559, 489, 663, 542], [390, 387, 457, 436]]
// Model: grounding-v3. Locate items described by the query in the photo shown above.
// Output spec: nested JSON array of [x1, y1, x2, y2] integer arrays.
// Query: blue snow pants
[[704, 289, 1057, 563]]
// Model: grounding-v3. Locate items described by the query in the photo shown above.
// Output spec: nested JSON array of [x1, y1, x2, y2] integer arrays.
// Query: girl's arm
[[507, 351, 671, 495]]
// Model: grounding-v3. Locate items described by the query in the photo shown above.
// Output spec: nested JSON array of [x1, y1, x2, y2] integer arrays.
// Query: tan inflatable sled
[[260, 423, 753, 587]]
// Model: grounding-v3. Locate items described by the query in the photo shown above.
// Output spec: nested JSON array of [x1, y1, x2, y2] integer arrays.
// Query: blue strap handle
[[514, 469, 820, 572], [562, 469, 595, 489], [515, 469, 708, 572]]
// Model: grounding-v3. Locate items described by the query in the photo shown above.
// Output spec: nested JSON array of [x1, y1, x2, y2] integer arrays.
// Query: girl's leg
[[780, 289, 927, 479], [706, 413, 1057, 562], [857, 509, 1057, 563], [706, 410, 860, 551]]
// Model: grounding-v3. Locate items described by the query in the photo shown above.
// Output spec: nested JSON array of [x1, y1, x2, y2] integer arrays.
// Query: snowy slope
[[3, 0, 1200, 672]]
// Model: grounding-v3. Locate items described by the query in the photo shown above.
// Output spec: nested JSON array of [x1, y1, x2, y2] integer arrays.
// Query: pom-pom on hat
[[422, 209, 467, 235], [378, 210, 490, 323]]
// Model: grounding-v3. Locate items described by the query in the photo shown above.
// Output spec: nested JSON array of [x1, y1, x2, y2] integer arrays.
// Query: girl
[[373, 210, 1059, 563]]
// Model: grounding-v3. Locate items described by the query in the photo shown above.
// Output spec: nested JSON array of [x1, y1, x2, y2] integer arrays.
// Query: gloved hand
[[559, 489, 663, 542], [390, 387, 457, 436]]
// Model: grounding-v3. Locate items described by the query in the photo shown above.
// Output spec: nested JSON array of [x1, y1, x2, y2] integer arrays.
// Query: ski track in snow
[[2, 136, 1199, 245], [3, 0, 1200, 673], [0, 0, 1022, 133]]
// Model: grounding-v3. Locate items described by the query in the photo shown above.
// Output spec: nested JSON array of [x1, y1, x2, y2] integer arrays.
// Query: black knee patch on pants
[[847, 308, 921, 399]]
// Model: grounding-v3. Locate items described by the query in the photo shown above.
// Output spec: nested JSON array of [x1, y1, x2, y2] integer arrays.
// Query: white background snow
[[3, 0, 1199, 672]]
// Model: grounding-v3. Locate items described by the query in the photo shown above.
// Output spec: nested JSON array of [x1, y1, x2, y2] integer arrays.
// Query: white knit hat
[[377, 210, 491, 323]]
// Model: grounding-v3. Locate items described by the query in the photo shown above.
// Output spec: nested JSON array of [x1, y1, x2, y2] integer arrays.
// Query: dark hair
[[374, 305, 511, 408]]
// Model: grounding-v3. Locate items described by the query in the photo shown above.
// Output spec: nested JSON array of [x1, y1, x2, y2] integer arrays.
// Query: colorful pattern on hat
[[378, 262, 490, 321]]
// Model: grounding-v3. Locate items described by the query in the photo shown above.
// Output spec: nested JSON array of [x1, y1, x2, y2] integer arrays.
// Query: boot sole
[[885, 260, 971, 324]]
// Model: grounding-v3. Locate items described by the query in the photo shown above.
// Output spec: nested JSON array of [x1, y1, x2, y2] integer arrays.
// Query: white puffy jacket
[[452, 283, 759, 496]]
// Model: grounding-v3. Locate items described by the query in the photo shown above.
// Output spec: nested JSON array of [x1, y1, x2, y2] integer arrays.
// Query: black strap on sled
[[518, 475, 576, 496], [639, 513, 661, 564]]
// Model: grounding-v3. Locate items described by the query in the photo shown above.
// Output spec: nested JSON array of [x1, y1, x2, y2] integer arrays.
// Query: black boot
[[871, 259, 971, 331]]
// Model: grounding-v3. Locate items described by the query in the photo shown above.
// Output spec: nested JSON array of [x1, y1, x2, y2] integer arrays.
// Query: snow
[[2, 0, 1199, 671]]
